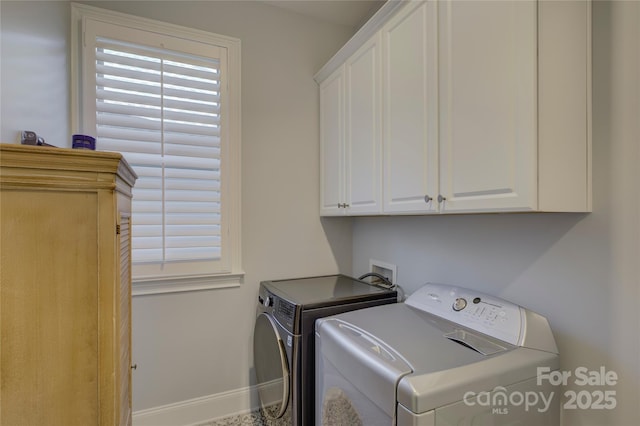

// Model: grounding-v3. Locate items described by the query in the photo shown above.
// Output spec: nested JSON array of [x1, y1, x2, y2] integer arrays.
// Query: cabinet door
[[382, 1, 439, 214], [1, 190, 100, 425], [319, 66, 345, 215], [438, 0, 537, 212], [345, 34, 382, 215]]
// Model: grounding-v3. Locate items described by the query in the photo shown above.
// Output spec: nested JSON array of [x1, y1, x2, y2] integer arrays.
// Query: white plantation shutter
[[78, 12, 241, 285], [95, 38, 222, 263]]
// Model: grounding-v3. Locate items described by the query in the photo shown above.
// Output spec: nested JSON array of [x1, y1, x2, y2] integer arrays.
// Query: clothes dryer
[[253, 274, 397, 425], [316, 283, 560, 426]]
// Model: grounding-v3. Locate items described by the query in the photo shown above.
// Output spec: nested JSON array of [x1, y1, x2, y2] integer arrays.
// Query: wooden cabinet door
[[345, 34, 382, 215], [1, 190, 100, 425], [438, 0, 537, 212], [319, 67, 345, 215], [382, 1, 439, 214]]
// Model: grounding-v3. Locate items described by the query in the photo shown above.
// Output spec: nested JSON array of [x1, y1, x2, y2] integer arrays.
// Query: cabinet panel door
[[346, 34, 382, 214], [1, 190, 99, 425], [438, 0, 537, 212], [383, 1, 439, 214], [319, 68, 345, 215]]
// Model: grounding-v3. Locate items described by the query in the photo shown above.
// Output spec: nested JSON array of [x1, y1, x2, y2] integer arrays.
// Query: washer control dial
[[453, 297, 467, 311], [263, 296, 273, 308]]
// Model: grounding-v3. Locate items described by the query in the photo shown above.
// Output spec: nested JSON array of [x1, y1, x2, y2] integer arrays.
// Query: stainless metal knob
[[438, 194, 446, 203], [424, 195, 432, 203]]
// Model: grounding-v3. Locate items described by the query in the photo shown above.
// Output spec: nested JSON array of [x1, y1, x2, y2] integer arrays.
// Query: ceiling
[[263, 0, 386, 28]]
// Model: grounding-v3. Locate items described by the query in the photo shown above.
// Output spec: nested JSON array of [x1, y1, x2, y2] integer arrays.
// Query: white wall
[[351, 2, 640, 425], [1, 0, 355, 415], [0, 1, 71, 144]]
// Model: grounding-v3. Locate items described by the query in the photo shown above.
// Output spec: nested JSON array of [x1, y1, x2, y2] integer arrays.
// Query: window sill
[[132, 272, 244, 296]]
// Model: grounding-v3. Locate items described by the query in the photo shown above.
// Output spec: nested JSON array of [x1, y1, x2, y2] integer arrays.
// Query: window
[[72, 4, 242, 294]]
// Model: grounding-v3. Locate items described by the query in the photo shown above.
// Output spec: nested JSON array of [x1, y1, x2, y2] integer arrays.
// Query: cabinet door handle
[[438, 195, 446, 203], [424, 195, 432, 203]]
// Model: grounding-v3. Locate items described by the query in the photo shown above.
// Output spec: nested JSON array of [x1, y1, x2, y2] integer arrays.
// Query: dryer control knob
[[453, 297, 467, 311], [263, 296, 273, 308]]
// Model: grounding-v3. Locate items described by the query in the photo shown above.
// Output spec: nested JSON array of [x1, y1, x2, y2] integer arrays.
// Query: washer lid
[[319, 303, 494, 379], [397, 345, 559, 414], [318, 302, 559, 415], [316, 317, 413, 418]]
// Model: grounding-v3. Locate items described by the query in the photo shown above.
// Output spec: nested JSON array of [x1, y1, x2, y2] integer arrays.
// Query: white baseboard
[[132, 385, 259, 426]]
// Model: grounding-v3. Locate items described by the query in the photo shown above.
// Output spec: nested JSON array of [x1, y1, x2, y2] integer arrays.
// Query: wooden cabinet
[[0, 144, 137, 426], [320, 35, 382, 215], [317, 0, 591, 216]]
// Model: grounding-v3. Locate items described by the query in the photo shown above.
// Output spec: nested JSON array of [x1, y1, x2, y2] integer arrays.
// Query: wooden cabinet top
[[0, 143, 137, 190]]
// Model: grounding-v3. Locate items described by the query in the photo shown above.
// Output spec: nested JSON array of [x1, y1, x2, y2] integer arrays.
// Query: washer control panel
[[406, 283, 523, 345]]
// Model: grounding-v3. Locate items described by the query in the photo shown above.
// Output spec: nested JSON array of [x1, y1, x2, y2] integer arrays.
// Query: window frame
[[71, 3, 243, 295]]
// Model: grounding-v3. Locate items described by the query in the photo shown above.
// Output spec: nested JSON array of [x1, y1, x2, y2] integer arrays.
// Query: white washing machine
[[315, 283, 561, 426]]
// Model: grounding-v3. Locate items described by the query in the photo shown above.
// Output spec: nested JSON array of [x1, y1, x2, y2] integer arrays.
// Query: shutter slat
[[164, 97, 220, 115], [97, 88, 160, 107], [164, 122, 219, 137], [164, 143, 219, 158], [97, 49, 160, 70], [165, 201, 220, 213], [164, 86, 219, 103], [165, 248, 221, 261], [97, 101, 161, 120], [165, 189, 219, 202], [164, 109, 219, 126], [165, 213, 221, 225], [97, 125, 161, 143], [96, 139, 161, 156], [163, 61, 219, 81], [97, 138, 163, 155], [164, 156, 220, 171], [164, 74, 219, 92], [164, 133, 220, 148], [96, 72, 162, 96], [97, 113, 161, 131], [165, 179, 220, 192]]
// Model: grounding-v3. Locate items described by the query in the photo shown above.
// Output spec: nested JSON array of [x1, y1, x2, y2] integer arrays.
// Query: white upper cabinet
[[382, 1, 439, 214], [346, 34, 382, 215], [316, 0, 591, 216], [320, 35, 383, 216], [319, 67, 344, 215], [438, 0, 537, 212]]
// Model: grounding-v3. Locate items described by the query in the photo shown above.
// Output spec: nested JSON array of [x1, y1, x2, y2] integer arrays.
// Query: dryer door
[[253, 313, 290, 418]]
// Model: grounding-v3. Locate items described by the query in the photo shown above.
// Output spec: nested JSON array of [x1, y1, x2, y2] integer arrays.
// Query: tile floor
[[196, 408, 292, 426]]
